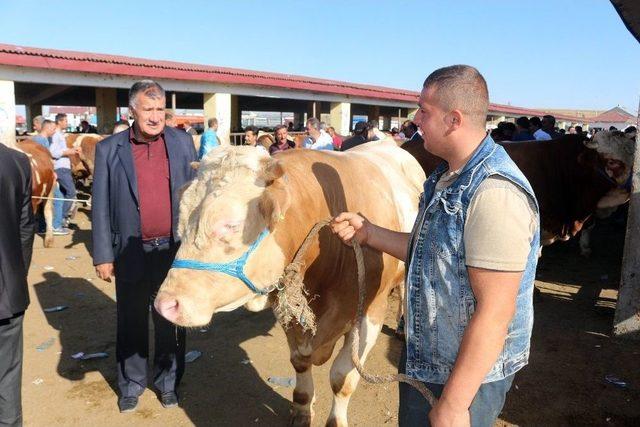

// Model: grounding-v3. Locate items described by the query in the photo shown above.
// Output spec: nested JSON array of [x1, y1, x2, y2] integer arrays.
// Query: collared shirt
[[129, 127, 172, 240], [269, 140, 296, 155], [306, 130, 334, 150], [49, 129, 70, 169]]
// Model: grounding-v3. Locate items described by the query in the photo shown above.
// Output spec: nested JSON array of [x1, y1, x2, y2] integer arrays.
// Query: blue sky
[[2, 0, 639, 113]]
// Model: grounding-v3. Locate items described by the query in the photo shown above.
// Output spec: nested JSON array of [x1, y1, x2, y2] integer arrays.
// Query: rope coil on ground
[[273, 218, 437, 406]]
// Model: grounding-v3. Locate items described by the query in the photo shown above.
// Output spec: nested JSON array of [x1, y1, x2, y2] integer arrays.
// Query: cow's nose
[[154, 297, 180, 323]]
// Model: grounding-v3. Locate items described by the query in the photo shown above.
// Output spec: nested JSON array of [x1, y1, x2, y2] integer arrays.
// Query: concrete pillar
[[382, 116, 392, 130], [0, 80, 16, 148], [330, 102, 351, 136], [25, 103, 43, 132], [95, 87, 117, 134], [171, 93, 177, 110], [368, 105, 380, 123], [204, 92, 231, 145], [306, 101, 318, 120], [230, 95, 240, 132]]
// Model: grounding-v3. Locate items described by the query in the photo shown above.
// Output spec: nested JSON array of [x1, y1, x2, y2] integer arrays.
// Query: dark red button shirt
[[129, 127, 172, 240]]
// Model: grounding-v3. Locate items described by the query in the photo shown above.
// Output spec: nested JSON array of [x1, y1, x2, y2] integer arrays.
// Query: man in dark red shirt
[[92, 80, 197, 413]]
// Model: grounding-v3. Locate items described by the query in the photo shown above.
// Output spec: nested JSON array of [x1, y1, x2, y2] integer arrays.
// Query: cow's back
[[16, 140, 56, 209]]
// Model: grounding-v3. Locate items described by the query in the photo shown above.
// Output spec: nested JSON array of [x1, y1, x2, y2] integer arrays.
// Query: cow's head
[[584, 131, 634, 209], [154, 146, 291, 327]]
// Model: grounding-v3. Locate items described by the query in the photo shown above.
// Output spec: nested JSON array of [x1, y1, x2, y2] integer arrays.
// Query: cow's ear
[[258, 172, 290, 231], [260, 158, 285, 185]]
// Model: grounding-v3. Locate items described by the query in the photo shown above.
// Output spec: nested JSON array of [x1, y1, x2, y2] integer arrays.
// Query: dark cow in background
[[16, 140, 56, 247], [65, 133, 103, 180], [402, 132, 634, 252]]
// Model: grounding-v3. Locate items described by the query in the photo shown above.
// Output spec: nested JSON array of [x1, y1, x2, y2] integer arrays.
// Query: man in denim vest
[[331, 65, 539, 426]]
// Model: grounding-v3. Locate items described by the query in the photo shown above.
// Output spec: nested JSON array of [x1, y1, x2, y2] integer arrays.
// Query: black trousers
[[115, 242, 185, 398], [0, 313, 24, 427]]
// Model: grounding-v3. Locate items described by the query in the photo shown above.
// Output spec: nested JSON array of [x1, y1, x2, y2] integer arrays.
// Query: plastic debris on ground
[[267, 376, 295, 388], [65, 255, 79, 260], [241, 359, 252, 365], [43, 305, 68, 313], [32, 378, 44, 385], [36, 338, 55, 352], [199, 328, 209, 333], [43, 265, 54, 271], [604, 374, 628, 388], [185, 350, 202, 363], [71, 352, 109, 360]]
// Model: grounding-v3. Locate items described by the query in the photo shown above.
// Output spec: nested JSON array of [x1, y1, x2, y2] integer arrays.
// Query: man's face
[[276, 128, 288, 144], [42, 123, 55, 137], [58, 118, 68, 130], [33, 120, 42, 132], [212, 123, 219, 131], [413, 87, 448, 155], [131, 93, 166, 138], [245, 130, 257, 146], [306, 122, 319, 139]]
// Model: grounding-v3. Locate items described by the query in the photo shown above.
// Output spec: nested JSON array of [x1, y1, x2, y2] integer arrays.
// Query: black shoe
[[118, 396, 138, 413], [160, 391, 178, 408]]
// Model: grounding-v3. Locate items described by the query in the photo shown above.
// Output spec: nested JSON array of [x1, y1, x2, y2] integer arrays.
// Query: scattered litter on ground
[[267, 376, 295, 388], [43, 265, 54, 271], [32, 378, 44, 385], [43, 305, 68, 313], [71, 352, 109, 360], [199, 328, 209, 333], [185, 350, 202, 363], [36, 338, 55, 352], [604, 374, 627, 388], [65, 255, 79, 260], [241, 359, 252, 365]]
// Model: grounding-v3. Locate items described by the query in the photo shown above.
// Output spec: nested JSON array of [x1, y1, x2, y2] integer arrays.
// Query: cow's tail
[[43, 176, 56, 248]]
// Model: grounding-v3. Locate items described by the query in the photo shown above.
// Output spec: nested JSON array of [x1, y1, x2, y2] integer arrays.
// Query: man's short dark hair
[[207, 118, 218, 128], [129, 80, 165, 109], [529, 116, 542, 128], [274, 124, 287, 134], [306, 117, 320, 131], [516, 116, 530, 130], [542, 115, 556, 126], [423, 65, 489, 127], [55, 113, 67, 124], [402, 120, 418, 134], [575, 125, 583, 133], [41, 119, 55, 128], [245, 125, 258, 135]]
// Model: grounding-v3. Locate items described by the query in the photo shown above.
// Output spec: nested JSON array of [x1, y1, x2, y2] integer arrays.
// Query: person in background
[[513, 116, 534, 141], [529, 117, 551, 141], [31, 115, 44, 135], [269, 124, 296, 154], [244, 125, 268, 154], [183, 121, 198, 136], [0, 143, 35, 427], [304, 117, 333, 150], [368, 119, 386, 141], [327, 126, 343, 150], [32, 119, 56, 149], [542, 115, 561, 139], [340, 121, 370, 151], [49, 113, 80, 235], [402, 120, 423, 145], [92, 79, 196, 413], [198, 118, 219, 160], [165, 111, 177, 128]]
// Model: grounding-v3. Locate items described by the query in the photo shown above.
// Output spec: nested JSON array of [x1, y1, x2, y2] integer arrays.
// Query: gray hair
[[306, 117, 321, 131], [208, 117, 218, 128], [32, 115, 44, 125], [129, 80, 165, 109]]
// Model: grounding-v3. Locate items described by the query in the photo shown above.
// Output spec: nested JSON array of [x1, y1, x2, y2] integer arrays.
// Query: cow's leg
[[43, 194, 54, 248], [579, 224, 595, 257], [327, 315, 382, 427], [290, 347, 315, 426]]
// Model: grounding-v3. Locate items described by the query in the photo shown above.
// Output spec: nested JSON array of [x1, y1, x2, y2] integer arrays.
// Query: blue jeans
[[53, 168, 76, 229], [399, 347, 514, 427]]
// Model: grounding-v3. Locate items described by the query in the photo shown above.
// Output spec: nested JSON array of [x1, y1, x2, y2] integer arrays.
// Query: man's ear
[[448, 110, 463, 129]]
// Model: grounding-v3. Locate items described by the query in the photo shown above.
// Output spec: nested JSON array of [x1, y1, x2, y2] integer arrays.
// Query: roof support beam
[[23, 84, 71, 105]]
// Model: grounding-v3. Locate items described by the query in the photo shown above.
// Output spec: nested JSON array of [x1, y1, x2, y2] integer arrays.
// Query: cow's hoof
[[290, 413, 312, 427]]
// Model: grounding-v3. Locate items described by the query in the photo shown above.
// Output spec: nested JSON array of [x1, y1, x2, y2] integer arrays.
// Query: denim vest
[[405, 134, 540, 384]]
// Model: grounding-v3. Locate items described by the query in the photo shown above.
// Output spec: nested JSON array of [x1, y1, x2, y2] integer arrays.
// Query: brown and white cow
[[16, 140, 56, 247], [402, 132, 634, 251], [65, 133, 103, 179], [154, 142, 425, 426]]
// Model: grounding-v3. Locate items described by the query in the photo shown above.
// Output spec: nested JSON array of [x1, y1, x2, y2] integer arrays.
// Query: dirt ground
[[21, 206, 640, 426]]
